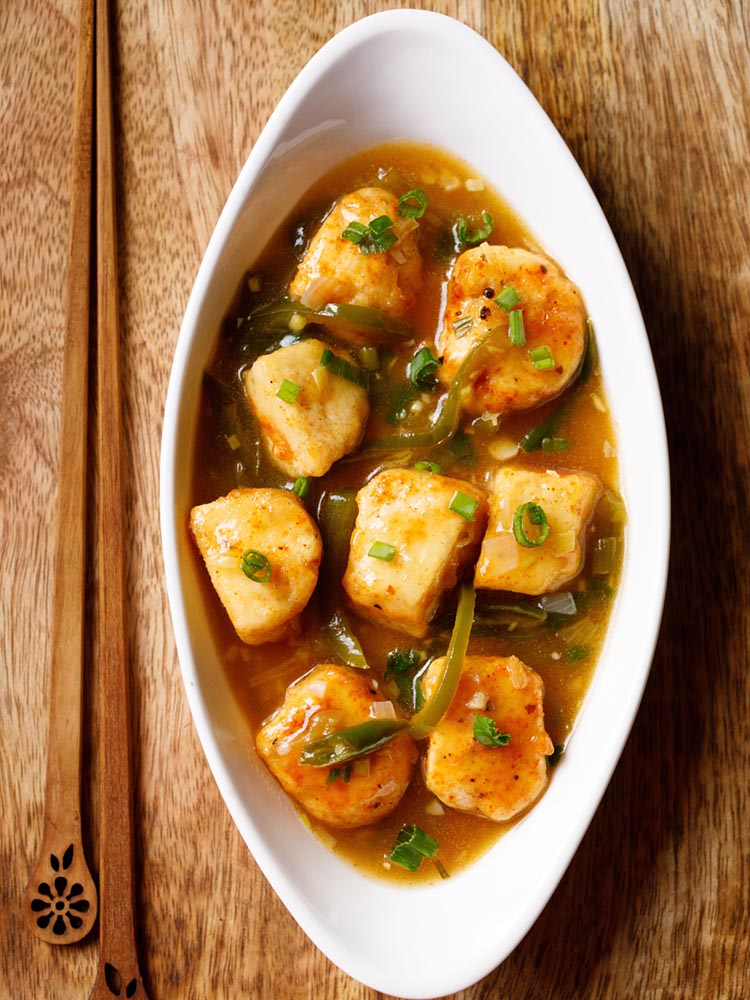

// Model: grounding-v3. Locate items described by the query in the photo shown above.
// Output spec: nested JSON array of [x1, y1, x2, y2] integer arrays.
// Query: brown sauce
[[190, 141, 623, 882]]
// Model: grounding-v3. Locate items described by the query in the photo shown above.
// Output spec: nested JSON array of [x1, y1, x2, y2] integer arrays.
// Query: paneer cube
[[243, 338, 369, 478], [474, 466, 600, 595], [189, 487, 322, 645], [423, 654, 554, 822], [256, 663, 417, 828], [289, 187, 422, 321], [342, 468, 487, 637]]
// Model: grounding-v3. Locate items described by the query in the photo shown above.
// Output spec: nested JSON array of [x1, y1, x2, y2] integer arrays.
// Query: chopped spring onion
[[508, 309, 526, 346], [389, 824, 439, 873], [409, 582, 475, 739], [529, 345, 555, 370], [451, 316, 473, 338], [456, 210, 493, 247], [495, 285, 520, 311], [409, 347, 440, 390], [519, 402, 568, 453], [326, 764, 352, 784], [323, 609, 368, 670], [368, 541, 396, 561], [342, 214, 397, 254], [397, 188, 428, 219], [473, 716, 511, 747], [513, 502, 550, 547], [413, 460, 442, 474], [292, 476, 310, 499], [357, 345, 380, 371], [592, 536, 618, 575], [276, 379, 301, 404], [320, 348, 369, 389], [299, 718, 409, 767], [449, 491, 479, 522], [240, 549, 271, 583], [341, 221, 368, 243], [542, 436, 570, 452]]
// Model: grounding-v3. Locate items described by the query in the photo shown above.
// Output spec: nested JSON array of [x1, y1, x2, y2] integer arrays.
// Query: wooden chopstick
[[21, 0, 98, 946], [88, 0, 148, 995]]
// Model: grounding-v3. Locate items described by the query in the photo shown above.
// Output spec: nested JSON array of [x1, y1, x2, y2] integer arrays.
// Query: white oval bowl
[[160, 10, 669, 998]]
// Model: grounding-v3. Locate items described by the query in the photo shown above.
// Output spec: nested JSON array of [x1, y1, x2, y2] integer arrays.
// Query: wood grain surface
[[2, 1, 748, 998]]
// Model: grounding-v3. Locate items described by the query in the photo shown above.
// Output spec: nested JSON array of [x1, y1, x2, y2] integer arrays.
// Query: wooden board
[[2, 0, 749, 996]]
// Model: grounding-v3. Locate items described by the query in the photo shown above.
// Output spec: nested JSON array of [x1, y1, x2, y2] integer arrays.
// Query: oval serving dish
[[160, 10, 669, 998]]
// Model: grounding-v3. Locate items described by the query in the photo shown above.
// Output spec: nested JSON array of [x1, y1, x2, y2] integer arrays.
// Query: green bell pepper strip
[[323, 609, 368, 670], [244, 297, 415, 344], [299, 719, 410, 767], [408, 582, 476, 739]]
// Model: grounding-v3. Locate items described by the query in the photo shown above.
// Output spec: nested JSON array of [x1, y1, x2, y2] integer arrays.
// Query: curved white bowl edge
[[160, 10, 670, 999]]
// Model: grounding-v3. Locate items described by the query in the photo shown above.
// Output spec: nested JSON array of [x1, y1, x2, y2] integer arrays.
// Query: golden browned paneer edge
[[343, 468, 487, 637], [289, 186, 422, 322], [475, 466, 601, 595], [256, 664, 417, 829], [189, 487, 322, 645], [243, 338, 369, 478], [436, 244, 586, 417], [423, 654, 554, 822]]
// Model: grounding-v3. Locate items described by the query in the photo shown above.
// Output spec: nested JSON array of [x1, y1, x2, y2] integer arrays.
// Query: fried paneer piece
[[436, 244, 586, 417], [256, 664, 417, 828], [289, 187, 422, 321], [243, 338, 369, 477], [475, 466, 600, 595], [423, 655, 553, 822], [342, 468, 487, 638], [190, 488, 322, 645]]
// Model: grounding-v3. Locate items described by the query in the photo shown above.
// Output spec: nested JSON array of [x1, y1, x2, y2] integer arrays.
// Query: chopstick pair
[[22, 1, 148, 996]]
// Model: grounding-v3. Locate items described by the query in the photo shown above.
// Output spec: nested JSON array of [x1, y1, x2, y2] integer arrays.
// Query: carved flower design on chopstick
[[29, 843, 91, 935]]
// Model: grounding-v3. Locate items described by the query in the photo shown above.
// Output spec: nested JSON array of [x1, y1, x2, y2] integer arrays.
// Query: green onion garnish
[[368, 541, 396, 561], [320, 347, 369, 389], [495, 285, 520, 311], [456, 210, 493, 247], [519, 402, 567, 453], [397, 188, 428, 219], [300, 718, 409, 767], [409, 347, 440, 390], [341, 215, 397, 254], [541, 437, 570, 452], [413, 461, 442, 474], [240, 549, 271, 582], [529, 345, 555, 370], [341, 221, 369, 244], [292, 476, 310, 499], [327, 763, 352, 784], [451, 316, 473, 338], [508, 309, 526, 346], [592, 536, 618, 575], [389, 824, 439, 873], [512, 501, 550, 547], [449, 491, 479, 522], [473, 716, 511, 747], [276, 379, 301, 404]]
